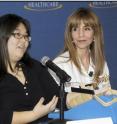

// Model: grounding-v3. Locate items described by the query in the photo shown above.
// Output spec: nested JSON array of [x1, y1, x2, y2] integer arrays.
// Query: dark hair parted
[[0, 14, 32, 78]]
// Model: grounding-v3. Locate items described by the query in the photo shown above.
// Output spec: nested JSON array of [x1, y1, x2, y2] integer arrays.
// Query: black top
[[0, 58, 67, 124]]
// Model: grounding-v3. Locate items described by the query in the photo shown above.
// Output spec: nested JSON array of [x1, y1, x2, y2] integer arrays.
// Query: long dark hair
[[0, 14, 32, 78]]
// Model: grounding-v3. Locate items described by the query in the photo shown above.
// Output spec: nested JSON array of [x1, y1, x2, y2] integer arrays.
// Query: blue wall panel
[[0, 1, 117, 89]]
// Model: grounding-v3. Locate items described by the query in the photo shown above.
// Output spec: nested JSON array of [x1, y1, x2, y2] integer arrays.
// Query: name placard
[[66, 117, 113, 124]]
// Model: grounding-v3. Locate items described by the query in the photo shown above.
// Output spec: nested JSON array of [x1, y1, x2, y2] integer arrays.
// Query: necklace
[[12, 67, 19, 76]]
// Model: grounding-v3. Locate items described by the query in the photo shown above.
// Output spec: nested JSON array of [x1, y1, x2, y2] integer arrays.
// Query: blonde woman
[[50, 8, 111, 96]]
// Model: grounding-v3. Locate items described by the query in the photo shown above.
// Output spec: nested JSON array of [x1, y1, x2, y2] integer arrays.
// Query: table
[[49, 96, 117, 124]]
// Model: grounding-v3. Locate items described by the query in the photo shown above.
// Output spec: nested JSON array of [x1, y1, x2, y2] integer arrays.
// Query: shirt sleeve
[[0, 110, 13, 124], [39, 64, 68, 110], [0, 94, 13, 124]]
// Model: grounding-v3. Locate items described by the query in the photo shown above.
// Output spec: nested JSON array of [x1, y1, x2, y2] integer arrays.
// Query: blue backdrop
[[0, 1, 117, 89]]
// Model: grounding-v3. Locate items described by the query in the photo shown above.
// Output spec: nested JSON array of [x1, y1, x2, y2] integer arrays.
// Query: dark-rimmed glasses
[[11, 33, 31, 42]]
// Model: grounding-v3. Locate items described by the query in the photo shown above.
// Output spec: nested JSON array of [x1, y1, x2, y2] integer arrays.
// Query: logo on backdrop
[[89, 1, 117, 8], [24, 2, 63, 11]]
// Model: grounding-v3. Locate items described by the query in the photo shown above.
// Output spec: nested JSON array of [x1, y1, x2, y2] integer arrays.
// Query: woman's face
[[7, 23, 29, 63], [71, 21, 94, 50]]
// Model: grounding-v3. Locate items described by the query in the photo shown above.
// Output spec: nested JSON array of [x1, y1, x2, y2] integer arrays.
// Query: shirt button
[[26, 92, 28, 95], [24, 87, 26, 89]]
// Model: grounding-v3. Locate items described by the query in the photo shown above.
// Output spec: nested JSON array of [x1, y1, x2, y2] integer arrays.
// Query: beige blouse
[[49, 51, 111, 94]]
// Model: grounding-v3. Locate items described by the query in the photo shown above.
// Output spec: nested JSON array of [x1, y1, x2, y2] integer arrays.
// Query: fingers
[[35, 97, 45, 108], [33, 96, 58, 120], [50, 96, 58, 111], [38, 97, 45, 104], [46, 96, 58, 112], [33, 97, 46, 114]]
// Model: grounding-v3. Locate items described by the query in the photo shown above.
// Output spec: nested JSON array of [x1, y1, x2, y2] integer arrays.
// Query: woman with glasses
[[0, 13, 58, 124], [0, 14, 81, 124]]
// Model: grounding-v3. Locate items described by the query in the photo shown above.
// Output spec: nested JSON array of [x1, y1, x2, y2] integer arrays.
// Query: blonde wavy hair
[[62, 8, 105, 85]]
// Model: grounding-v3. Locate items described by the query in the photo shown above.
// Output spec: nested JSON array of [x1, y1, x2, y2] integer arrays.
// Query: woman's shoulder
[[99, 61, 109, 77], [26, 58, 41, 67], [30, 58, 55, 78], [26, 58, 46, 71], [103, 61, 109, 73], [54, 51, 70, 63], [30, 58, 41, 64]]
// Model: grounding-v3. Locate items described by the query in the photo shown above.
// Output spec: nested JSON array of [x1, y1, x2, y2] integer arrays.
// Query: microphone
[[71, 87, 94, 95], [41, 56, 71, 82]]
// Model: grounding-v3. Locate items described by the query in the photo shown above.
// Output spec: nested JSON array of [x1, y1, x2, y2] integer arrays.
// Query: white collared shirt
[[49, 51, 110, 93]]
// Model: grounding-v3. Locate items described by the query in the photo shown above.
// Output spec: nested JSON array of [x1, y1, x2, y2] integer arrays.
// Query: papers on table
[[66, 117, 113, 124]]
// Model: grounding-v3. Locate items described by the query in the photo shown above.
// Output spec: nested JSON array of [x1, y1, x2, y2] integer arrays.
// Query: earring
[[93, 38, 95, 42], [72, 41, 76, 48]]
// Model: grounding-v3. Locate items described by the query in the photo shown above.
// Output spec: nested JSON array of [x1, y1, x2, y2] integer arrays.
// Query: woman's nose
[[78, 29, 84, 37]]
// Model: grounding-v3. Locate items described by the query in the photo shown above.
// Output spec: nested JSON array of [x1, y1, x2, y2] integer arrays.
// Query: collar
[[80, 56, 95, 76]]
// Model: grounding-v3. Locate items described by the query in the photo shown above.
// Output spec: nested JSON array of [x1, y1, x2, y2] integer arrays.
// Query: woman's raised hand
[[32, 95, 58, 120]]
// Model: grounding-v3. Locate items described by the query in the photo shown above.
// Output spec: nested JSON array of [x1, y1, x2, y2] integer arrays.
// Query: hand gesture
[[32, 95, 58, 120]]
